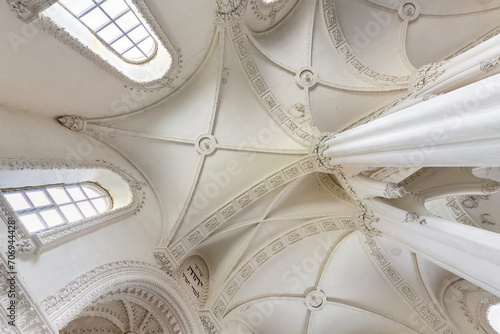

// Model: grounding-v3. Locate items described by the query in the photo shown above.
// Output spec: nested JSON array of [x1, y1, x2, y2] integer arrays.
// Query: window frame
[[2, 182, 113, 233], [57, 0, 159, 64], [0, 159, 145, 255]]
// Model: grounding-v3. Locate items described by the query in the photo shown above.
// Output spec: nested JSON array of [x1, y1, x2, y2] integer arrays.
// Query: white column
[[323, 73, 500, 167], [369, 198, 500, 296]]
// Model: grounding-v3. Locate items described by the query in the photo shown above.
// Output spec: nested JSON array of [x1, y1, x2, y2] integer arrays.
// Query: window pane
[[81, 8, 110, 31], [40, 209, 65, 227], [138, 37, 155, 56], [26, 190, 51, 207], [47, 187, 72, 204], [4, 193, 31, 210], [60, 204, 83, 223], [59, 0, 95, 16], [82, 185, 102, 199], [115, 11, 139, 32], [100, 0, 129, 19], [112, 35, 134, 54], [123, 47, 144, 62], [67, 187, 86, 201], [97, 23, 122, 43], [128, 25, 147, 43], [19, 214, 45, 232], [77, 201, 97, 217], [91, 198, 109, 213]]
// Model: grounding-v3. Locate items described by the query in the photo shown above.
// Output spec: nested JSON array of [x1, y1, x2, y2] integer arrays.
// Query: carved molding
[[211, 216, 355, 319], [0, 254, 55, 332], [199, 310, 221, 334], [0, 158, 146, 254], [167, 158, 315, 263], [321, 0, 410, 86], [7, 0, 56, 23], [403, 212, 427, 225], [58, 115, 86, 132], [40, 261, 203, 333], [310, 133, 337, 172], [229, 21, 317, 144], [363, 236, 456, 334], [384, 182, 408, 199], [409, 61, 448, 93], [216, 0, 248, 24]]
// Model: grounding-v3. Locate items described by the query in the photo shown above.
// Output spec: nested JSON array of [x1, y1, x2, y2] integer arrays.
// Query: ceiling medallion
[[398, 1, 419, 21], [296, 66, 318, 89], [305, 290, 326, 311], [195, 134, 217, 155]]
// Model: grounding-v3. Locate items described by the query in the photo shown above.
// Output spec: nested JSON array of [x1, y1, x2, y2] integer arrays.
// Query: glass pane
[[40, 209, 65, 227], [115, 11, 139, 32], [82, 185, 102, 199], [91, 198, 109, 213], [77, 201, 97, 217], [59, 0, 95, 16], [489, 304, 500, 332], [123, 47, 145, 62], [97, 23, 122, 42], [60, 204, 83, 223], [81, 8, 110, 31], [47, 187, 72, 204], [100, 0, 129, 19], [4, 193, 31, 210], [66, 187, 86, 201], [127, 25, 147, 43], [138, 37, 155, 56], [26, 190, 51, 207], [112, 35, 134, 54], [19, 214, 45, 232]]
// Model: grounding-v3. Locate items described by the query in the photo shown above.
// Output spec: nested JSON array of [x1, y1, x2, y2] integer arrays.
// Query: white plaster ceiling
[[2, 0, 500, 333]]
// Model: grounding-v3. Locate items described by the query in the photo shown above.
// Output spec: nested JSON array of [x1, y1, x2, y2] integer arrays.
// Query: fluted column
[[320, 72, 500, 168], [368, 198, 500, 297]]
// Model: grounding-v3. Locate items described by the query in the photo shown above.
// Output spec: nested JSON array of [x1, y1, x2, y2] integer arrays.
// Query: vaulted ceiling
[[2, 0, 500, 333]]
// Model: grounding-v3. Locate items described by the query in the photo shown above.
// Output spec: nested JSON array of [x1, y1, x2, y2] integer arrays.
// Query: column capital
[[310, 133, 337, 172]]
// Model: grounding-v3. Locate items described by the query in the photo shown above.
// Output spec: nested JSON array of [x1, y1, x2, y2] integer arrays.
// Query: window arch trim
[[0, 159, 145, 255]]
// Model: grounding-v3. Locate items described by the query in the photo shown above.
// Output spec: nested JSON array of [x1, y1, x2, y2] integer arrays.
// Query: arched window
[[2, 182, 112, 233], [34, 0, 176, 85], [58, 0, 158, 64]]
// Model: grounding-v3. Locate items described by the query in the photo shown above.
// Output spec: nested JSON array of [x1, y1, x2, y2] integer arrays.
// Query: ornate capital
[[410, 61, 447, 93], [482, 180, 500, 195], [403, 212, 427, 225], [310, 133, 337, 172], [356, 205, 381, 237], [480, 56, 500, 72], [7, 0, 56, 23], [384, 183, 408, 199], [154, 248, 176, 276], [215, 0, 247, 24], [58, 115, 86, 132]]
